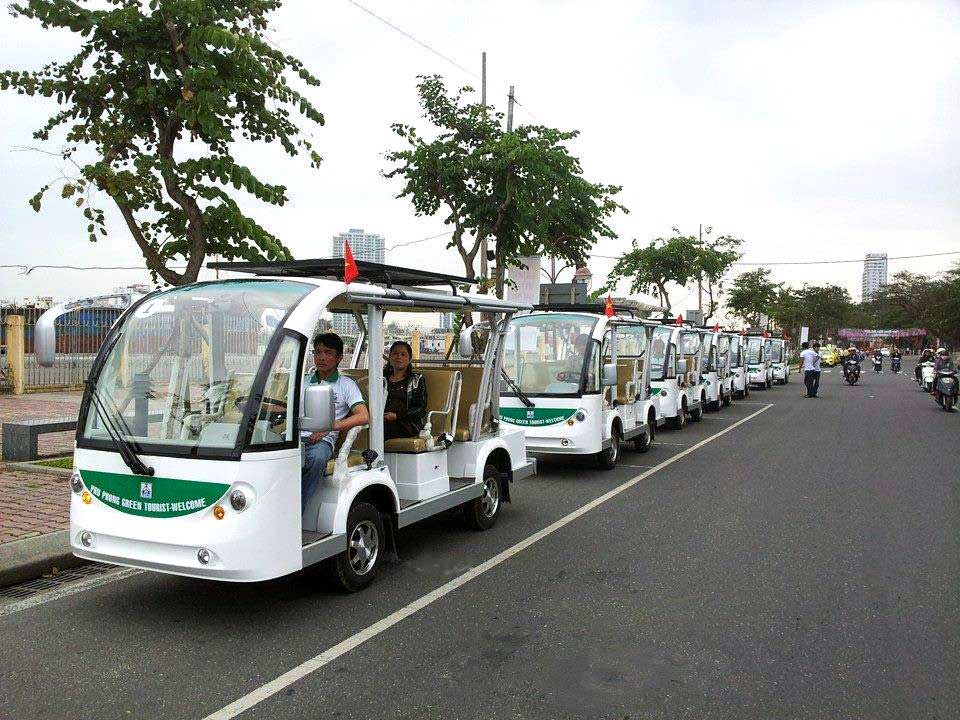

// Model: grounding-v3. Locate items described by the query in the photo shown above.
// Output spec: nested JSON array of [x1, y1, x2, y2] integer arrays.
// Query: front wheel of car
[[597, 429, 620, 470], [634, 422, 652, 453], [330, 502, 384, 593]]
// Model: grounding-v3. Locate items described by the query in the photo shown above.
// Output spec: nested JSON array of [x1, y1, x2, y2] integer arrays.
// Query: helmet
[[937, 347, 948, 355]]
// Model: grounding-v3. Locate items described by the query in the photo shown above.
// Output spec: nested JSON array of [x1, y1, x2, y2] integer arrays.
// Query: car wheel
[[464, 464, 503, 530], [597, 428, 620, 470], [329, 502, 384, 593], [634, 421, 652, 453], [689, 395, 704, 422]]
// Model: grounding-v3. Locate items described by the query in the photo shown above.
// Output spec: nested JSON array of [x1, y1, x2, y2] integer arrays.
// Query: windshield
[[502, 314, 598, 395], [729, 336, 742, 366], [700, 333, 715, 373], [767, 341, 783, 362], [746, 337, 763, 364], [649, 326, 673, 380], [81, 280, 312, 454]]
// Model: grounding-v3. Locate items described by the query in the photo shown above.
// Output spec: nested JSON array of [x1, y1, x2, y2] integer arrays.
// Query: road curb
[[0, 530, 82, 588]]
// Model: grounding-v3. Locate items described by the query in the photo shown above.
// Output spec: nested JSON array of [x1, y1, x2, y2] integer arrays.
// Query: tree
[[796, 284, 854, 340], [691, 231, 743, 322], [386, 75, 625, 296], [726, 268, 780, 327], [600, 235, 698, 313], [868, 267, 960, 347], [1, 0, 324, 286]]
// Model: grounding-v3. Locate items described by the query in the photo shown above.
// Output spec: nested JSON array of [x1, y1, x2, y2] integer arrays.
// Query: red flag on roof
[[674, 314, 683, 326], [712, 323, 720, 333], [783, 332, 790, 340], [343, 240, 359, 284], [763, 331, 770, 338], [741, 328, 748, 335], [604, 295, 615, 318]]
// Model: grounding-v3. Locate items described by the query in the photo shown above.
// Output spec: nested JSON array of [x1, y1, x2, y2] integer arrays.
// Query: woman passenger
[[383, 340, 428, 440]]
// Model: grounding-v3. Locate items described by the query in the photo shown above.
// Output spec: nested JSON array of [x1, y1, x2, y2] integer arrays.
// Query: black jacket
[[383, 368, 428, 433]]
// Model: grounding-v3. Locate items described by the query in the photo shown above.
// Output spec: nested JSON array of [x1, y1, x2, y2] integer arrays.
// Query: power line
[[343, 0, 540, 123], [590, 249, 960, 266], [385, 230, 453, 252], [343, 0, 479, 80]]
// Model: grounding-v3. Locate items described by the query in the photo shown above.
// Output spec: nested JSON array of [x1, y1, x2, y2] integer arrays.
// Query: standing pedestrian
[[799, 341, 822, 398]]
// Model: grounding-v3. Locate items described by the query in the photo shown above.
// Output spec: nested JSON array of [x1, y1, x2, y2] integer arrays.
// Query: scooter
[[920, 361, 936, 393], [873, 356, 883, 373], [935, 367, 958, 411], [891, 356, 901, 373], [843, 360, 861, 385]]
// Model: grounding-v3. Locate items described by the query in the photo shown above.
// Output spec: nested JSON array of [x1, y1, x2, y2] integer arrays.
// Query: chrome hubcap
[[480, 477, 500, 518], [349, 520, 379, 575]]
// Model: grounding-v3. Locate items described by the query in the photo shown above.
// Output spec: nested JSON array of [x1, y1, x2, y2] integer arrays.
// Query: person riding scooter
[[934, 348, 954, 373], [872, 348, 883, 373], [841, 346, 859, 378], [915, 348, 935, 382], [891, 347, 902, 373]]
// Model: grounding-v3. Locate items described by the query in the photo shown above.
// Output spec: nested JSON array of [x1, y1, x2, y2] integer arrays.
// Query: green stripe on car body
[[79, 469, 230, 518]]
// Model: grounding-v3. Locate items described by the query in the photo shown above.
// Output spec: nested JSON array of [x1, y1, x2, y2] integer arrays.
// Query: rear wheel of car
[[464, 464, 502, 531]]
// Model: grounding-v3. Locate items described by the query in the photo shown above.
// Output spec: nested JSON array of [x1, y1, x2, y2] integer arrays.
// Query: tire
[[668, 399, 687, 430], [721, 390, 732, 407], [464, 464, 503, 530], [744, 383, 750, 398], [329, 502, 384, 593], [945, 395, 956, 412], [633, 420, 652, 453], [689, 396, 704, 422], [708, 398, 721, 411], [596, 427, 621, 470]]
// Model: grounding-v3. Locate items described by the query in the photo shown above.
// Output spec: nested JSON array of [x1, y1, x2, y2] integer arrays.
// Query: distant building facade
[[861, 253, 888, 302], [331, 228, 386, 336]]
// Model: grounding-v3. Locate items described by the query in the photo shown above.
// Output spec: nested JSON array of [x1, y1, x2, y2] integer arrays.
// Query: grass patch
[[34, 456, 73, 469]]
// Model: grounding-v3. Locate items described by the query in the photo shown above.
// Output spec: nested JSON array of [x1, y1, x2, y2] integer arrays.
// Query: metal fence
[[1, 306, 120, 391]]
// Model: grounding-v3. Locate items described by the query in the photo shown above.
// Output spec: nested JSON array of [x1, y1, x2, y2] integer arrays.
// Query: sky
[[1, 0, 958, 318]]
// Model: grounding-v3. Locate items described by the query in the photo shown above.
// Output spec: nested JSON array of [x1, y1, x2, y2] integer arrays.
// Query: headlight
[[197, 548, 211, 565], [575, 411, 586, 422], [229, 489, 247, 512], [79, 531, 93, 547], [70, 472, 84, 494]]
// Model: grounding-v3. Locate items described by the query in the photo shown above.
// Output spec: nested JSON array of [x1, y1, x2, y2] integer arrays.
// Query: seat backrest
[[616, 360, 635, 403], [326, 368, 369, 452], [417, 369, 457, 436], [456, 366, 489, 440], [220, 371, 256, 423]]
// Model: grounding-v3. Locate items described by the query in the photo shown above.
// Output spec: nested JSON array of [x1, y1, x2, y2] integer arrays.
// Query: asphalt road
[[1, 366, 957, 720]]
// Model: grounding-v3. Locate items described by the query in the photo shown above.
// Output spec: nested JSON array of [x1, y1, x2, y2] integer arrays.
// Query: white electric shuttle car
[[746, 333, 774, 389], [498, 304, 660, 469], [766, 337, 791, 384], [715, 331, 735, 407], [695, 327, 726, 411], [54, 260, 537, 590], [727, 332, 750, 399], [648, 322, 704, 429]]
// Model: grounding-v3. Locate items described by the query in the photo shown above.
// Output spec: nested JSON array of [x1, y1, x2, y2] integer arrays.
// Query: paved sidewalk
[[0, 391, 81, 583], [0, 391, 82, 459], [0, 469, 69, 544]]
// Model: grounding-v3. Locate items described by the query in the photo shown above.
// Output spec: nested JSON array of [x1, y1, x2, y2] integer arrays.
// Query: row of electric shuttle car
[[49, 260, 792, 592]]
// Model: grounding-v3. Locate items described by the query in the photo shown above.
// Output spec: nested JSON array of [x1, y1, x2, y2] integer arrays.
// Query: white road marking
[[202, 404, 774, 720], [651, 441, 689, 446], [618, 464, 657, 469], [0, 567, 143, 617]]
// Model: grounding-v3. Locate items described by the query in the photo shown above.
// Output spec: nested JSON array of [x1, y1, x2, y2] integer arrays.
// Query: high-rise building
[[438, 312, 454, 331], [331, 229, 386, 336], [861, 253, 888, 302]]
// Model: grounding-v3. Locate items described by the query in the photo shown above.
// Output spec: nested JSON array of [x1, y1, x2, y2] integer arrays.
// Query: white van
[[746, 334, 774, 389], [648, 323, 704, 429], [766, 338, 790, 384]]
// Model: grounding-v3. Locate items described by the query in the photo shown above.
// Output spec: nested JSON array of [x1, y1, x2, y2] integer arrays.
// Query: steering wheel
[[555, 370, 579, 383], [234, 395, 288, 428]]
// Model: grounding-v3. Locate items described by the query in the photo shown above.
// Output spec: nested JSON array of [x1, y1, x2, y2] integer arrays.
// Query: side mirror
[[301, 384, 336, 432], [458, 325, 473, 357], [601, 363, 617, 387]]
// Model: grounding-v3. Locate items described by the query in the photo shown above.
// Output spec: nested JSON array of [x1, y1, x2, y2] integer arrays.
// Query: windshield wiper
[[86, 380, 154, 477], [501, 369, 534, 407]]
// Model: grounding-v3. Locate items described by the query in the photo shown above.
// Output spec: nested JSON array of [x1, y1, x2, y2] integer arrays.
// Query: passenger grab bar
[[332, 424, 369, 482]]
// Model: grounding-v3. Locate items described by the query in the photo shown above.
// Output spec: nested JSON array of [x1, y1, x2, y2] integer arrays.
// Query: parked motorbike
[[920, 361, 936, 393], [935, 367, 958, 411], [844, 361, 861, 385]]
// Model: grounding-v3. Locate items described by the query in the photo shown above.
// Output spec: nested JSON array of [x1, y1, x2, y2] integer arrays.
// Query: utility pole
[[698, 223, 703, 315], [506, 85, 515, 132], [480, 52, 488, 282]]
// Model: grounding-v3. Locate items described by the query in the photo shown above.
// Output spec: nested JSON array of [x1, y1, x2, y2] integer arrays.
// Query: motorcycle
[[873, 356, 883, 373], [935, 367, 958, 411], [920, 361, 936, 393], [843, 361, 861, 385], [891, 356, 901, 373]]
